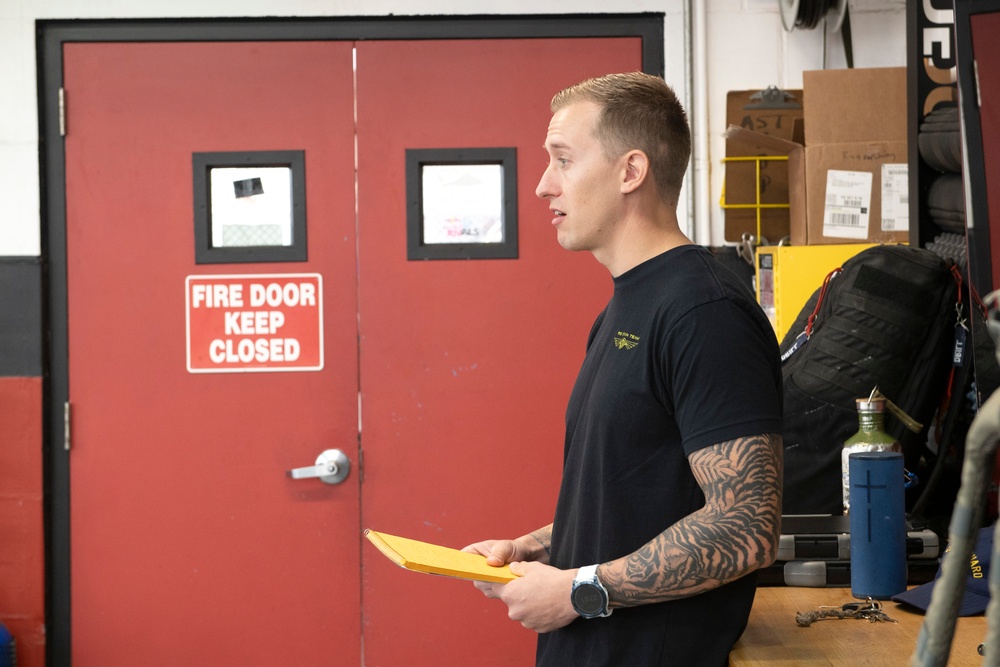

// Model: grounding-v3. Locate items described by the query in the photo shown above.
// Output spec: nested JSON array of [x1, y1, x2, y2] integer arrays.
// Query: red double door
[[62, 38, 640, 664]]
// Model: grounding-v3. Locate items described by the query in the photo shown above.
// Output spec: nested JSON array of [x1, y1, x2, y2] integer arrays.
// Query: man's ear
[[620, 150, 649, 194]]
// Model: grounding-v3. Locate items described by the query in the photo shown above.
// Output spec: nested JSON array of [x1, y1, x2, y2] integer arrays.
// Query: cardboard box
[[725, 68, 910, 246], [800, 68, 909, 246], [723, 88, 804, 243]]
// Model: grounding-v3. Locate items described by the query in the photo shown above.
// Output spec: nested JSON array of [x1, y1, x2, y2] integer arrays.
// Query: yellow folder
[[364, 529, 517, 584]]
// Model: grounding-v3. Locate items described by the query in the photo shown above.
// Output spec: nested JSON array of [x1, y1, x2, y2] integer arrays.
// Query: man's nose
[[535, 166, 554, 199]]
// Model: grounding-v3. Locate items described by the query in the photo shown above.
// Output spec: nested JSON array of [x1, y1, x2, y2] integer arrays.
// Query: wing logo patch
[[614, 331, 640, 350]]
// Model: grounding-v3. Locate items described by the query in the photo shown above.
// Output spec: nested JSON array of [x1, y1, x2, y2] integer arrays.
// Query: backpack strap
[[935, 264, 968, 441], [780, 267, 841, 363]]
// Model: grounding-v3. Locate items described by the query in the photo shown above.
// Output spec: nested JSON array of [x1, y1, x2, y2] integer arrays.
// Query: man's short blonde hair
[[551, 72, 691, 207]]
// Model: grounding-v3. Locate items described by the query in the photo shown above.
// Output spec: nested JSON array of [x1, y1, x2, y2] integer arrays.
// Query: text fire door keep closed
[[186, 273, 324, 373]]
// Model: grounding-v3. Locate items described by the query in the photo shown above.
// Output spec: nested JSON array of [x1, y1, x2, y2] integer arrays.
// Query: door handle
[[287, 449, 351, 485]]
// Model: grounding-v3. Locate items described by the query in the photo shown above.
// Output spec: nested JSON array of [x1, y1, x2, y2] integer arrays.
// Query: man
[[464, 72, 783, 666]]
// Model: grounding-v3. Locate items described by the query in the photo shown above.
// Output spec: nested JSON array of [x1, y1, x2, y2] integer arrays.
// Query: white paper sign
[[421, 164, 504, 244], [881, 163, 909, 233], [823, 170, 872, 239], [209, 167, 293, 248]]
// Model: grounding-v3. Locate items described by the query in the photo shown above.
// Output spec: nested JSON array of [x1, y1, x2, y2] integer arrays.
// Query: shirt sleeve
[[663, 297, 783, 455]]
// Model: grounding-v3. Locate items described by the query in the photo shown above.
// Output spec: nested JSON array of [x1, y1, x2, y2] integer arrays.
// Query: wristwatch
[[571, 564, 613, 619]]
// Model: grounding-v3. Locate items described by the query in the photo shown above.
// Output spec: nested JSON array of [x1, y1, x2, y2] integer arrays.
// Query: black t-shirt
[[537, 245, 783, 667]]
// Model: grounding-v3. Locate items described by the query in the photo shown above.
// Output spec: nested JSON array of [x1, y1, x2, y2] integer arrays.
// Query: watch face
[[572, 583, 606, 615]]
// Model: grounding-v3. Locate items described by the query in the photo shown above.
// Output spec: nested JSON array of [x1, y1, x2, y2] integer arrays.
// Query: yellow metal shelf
[[720, 154, 790, 243]]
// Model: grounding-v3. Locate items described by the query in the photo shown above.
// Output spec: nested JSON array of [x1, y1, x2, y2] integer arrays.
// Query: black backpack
[[780, 245, 960, 515]]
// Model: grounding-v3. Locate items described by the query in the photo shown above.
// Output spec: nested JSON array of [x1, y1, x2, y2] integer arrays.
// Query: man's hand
[[463, 538, 530, 568], [462, 539, 525, 600], [479, 562, 579, 633], [463, 532, 578, 632], [462, 528, 550, 568]]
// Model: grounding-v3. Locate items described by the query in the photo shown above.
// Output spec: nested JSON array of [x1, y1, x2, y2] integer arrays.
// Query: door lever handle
[[287, 449, 351, 485]]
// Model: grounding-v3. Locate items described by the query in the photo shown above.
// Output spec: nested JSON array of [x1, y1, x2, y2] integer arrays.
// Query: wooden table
[[730, 586, 987, 666]]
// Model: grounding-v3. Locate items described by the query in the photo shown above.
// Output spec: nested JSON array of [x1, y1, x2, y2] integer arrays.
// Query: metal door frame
[[954, 0, 1000, 296]]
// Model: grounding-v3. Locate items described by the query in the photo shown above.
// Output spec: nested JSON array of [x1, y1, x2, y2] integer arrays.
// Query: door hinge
[[973, 59, 982, 108], [64, 401, 71, 451], [59, 87, 66, 137]]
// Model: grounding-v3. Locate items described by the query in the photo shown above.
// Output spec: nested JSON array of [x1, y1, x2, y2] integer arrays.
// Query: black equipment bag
[[780, 245, 959, 515]]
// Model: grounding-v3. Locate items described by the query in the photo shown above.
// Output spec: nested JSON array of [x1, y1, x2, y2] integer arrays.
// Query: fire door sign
[[185, 273, 323, 373]]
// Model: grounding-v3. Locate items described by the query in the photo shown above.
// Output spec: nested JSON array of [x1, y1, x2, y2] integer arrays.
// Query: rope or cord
[[796, 600, 897, 627], [794, 0, 839, 30]]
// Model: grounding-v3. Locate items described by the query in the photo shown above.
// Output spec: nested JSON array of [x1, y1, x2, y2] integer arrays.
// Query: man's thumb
[[486, 544, 514, 567]]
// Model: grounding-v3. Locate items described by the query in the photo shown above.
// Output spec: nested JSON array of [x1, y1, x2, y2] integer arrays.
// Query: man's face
[[535, 101, 624, 253]]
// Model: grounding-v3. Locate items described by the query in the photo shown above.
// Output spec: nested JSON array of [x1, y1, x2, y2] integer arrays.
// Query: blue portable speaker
[[848, 451, 907, 599]]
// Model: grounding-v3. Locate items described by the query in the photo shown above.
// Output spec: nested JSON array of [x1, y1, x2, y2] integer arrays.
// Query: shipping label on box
[[881, 164, 910, 233], [823, 170, 872, 240]]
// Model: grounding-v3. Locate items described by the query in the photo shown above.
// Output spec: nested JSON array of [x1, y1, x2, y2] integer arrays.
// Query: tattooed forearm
[[530, 525, 553, 554], [598, 433, 783, 607], [513, 524, 553, 563]]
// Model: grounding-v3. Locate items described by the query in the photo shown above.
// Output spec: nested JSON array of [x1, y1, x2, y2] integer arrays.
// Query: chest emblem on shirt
[[614, 331, 640, 350]]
